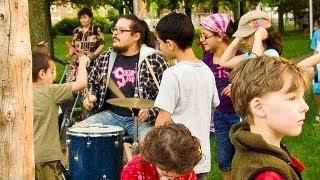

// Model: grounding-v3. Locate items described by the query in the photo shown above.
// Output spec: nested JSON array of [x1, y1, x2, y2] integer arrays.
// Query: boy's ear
[[249, 97, 266, 118], [38, 69, 46, 80], [166, 39, 175, 50]]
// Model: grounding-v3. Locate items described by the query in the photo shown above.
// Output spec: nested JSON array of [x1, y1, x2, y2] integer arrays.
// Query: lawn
[[53, 31, 320, 179]]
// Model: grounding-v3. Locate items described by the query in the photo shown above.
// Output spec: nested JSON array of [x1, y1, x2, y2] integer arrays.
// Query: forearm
[[252, 38, 265, 56], [220, 37, 243, 69], [72, 63, 87, 92], [297, 53, 320, 68], [155, 109, 172, 127]]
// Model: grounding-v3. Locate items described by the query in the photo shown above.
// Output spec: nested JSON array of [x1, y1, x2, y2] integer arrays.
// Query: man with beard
[[77, 14, 167, 149]]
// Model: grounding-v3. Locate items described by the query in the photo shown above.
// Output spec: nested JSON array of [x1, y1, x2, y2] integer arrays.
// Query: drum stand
[[132, 108, 140, 155]]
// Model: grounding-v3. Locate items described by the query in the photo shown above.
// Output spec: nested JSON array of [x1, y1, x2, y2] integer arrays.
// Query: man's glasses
[[199, 34, 214, 40], [111, 27, 131, 34]]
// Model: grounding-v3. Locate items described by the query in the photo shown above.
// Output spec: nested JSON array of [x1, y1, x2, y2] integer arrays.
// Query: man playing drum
[[76, 14, 168, 160]]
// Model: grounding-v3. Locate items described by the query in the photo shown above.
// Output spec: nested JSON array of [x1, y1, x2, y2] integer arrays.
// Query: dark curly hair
[[78, 7, 93, 19], [140, 123, 202, 175]]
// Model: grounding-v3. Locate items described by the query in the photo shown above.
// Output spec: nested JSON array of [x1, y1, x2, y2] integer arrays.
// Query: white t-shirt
[[154, 61, 220, 174]]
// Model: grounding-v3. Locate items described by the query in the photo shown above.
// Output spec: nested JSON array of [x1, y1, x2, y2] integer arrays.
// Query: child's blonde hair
[[230, 56, 311, 124]]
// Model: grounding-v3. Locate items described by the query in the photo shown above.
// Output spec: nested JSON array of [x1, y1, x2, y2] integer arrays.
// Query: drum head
[[67, 125, 124, 137]]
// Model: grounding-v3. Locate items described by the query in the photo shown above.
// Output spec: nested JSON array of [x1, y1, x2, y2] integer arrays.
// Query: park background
[[1, 0, 320, 179], [42, 0, 320, 179]]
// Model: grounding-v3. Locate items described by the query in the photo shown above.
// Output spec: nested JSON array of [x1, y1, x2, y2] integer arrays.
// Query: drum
[[67, 125, 124, 180]]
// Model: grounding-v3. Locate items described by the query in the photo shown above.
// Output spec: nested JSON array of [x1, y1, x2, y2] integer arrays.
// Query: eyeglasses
[[199, 34, 214, 40], [111, 27, 131, 34]]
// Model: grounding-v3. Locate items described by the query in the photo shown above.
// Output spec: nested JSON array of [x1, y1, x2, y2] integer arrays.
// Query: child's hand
[[221, 85, 231, 97], [254, 27, 268, 41], [78, 55, 90, 66]]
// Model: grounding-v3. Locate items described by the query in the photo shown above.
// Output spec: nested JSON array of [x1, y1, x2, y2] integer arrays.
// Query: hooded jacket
[[229, 122, 302, 180]]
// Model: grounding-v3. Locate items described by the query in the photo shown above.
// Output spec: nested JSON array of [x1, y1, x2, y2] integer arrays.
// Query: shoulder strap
[[144, 58, 160, 90]]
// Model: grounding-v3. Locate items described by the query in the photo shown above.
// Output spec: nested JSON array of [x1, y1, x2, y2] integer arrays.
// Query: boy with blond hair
[[229, 56, 309, 179]]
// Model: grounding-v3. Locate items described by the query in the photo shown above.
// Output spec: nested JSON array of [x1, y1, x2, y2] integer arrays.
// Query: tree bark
[[28, 0, 53, 55], [278, 3, 285, 34], [0, 0, 34, 179]]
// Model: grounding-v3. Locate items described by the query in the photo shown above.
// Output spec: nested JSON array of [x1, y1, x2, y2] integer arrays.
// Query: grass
[[53, 31, 319, 179]]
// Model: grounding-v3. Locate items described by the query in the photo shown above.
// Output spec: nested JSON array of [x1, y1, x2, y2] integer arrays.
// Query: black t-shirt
[[101, 53, 139, 116]]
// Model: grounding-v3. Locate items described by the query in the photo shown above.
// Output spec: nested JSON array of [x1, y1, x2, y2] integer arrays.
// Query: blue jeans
[[213, 110, 240, 171], [79, 110, 153, 139]]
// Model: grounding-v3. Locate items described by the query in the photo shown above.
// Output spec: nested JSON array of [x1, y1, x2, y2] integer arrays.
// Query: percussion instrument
[[106, 97, 154, 155], [67, 125, 124, 180]]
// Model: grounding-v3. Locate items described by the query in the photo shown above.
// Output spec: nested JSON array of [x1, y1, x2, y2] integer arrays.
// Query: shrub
[[52, 18, 79, 36], [93, 15, 113, 33]]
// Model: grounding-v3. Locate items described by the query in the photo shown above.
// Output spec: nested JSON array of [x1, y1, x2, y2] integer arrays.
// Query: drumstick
[[108, 79, 126, 99], [107, 79, 133, 112], [66, 41, 81, 58]]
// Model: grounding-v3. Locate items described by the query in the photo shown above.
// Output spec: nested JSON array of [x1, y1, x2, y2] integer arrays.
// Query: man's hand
[[138, 109, 149, 122]]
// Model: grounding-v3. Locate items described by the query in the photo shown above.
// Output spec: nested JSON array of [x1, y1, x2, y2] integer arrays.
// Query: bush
[[93, 15, 113, 33], [107, 8, 120, 28], [52, 18, 79, 36]]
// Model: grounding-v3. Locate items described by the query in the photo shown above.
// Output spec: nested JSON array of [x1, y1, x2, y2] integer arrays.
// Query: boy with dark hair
[[154, 12, 220, 179], [33, 52, 89, 179], [229, 56, 309, 179]]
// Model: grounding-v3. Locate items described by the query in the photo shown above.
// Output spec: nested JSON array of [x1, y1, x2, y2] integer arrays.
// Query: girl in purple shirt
[[200, 13, 242, 180]]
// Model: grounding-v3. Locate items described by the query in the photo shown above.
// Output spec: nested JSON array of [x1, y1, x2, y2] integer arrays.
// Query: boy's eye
[[289, 96, 296, 101]]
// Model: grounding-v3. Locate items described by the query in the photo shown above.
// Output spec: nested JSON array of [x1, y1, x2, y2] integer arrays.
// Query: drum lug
[[102, 175, 107, 180], [87, 141, 92, 148], [66, 139, 70, 146], [74, 153, 79, 161], [114, 141, 119, 148]]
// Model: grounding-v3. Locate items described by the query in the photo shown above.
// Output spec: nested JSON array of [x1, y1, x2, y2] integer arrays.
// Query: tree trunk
[[0, 0, 34, 179], [212, 0, 220, 13], [278, 3, 285, 34], [28, 0, 53, 55]]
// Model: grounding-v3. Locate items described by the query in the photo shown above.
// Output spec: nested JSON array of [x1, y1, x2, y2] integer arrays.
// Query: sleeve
[[95, 26, 105, 46], [71, 27, 78, 46], [49, 83, 73, 104], [211, 74, 220, 108], [310, 30, 319, 50], [264, 49, 279, 57], [154, 69, 179, 114], [145, 53, 168, 120], [252, 170, 285, 180]]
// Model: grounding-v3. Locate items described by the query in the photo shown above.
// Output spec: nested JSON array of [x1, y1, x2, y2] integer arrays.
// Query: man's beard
[[113, 45, 129, 54]]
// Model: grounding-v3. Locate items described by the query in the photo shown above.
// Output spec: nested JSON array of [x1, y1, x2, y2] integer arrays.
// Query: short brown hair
[[140, 123, 202, 174], [230, 56, 311, 124], [32, 42, 51, 56], [32, 52, 52, 82]]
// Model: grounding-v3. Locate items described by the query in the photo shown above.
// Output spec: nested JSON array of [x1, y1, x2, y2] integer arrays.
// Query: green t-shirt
[[33, 83, 73, 163]]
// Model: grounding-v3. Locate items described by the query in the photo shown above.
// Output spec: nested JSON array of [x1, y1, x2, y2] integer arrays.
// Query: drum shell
[[67, 126, 124, 180]]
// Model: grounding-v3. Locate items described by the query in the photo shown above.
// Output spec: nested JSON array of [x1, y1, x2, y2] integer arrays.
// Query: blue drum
[[67, 125, 124, 180]]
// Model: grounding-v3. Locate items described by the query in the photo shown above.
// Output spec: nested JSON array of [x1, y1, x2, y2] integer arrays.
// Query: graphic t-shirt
[[202, 50, 243, 113], [105, 53, 139, 117]]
